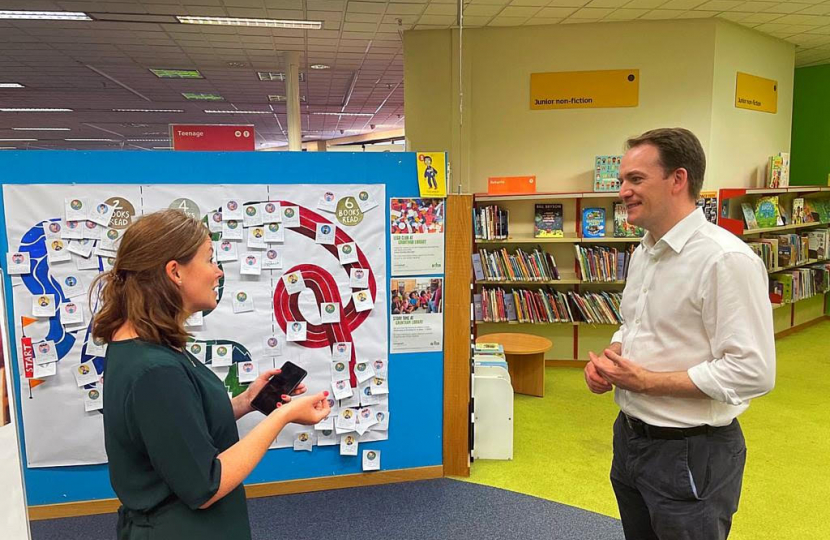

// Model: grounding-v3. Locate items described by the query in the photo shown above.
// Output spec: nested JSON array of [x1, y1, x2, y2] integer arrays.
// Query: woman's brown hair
[[91, 209, 209, 349]]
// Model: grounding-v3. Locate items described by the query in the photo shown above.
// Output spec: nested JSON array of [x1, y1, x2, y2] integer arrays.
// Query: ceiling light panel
[[11, 127, 70, 131], [113, 109, 185, 113], [150, 69, 204, 79], [203, 110, 273, 114], [0, 83, 25, 88], [0, 10, 91, 21], [0, 108, 73, 112], [258, 72, 306, 82], [268, 95, 307, 102], [176, 16, 322, 30], [181, 93, 224, 101]]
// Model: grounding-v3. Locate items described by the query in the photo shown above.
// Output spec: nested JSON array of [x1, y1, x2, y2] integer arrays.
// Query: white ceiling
[[0, 0, 827, 150]]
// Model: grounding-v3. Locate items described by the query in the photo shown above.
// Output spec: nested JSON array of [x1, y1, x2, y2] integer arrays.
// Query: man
[[585, 128, 775, 540]]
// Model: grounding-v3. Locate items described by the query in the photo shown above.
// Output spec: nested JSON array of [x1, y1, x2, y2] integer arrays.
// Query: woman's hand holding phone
[[273, 390, 331, 425]]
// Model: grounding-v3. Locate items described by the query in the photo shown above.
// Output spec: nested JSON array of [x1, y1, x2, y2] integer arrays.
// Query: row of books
[[474, 287, 623, 325], [740, 196, 830, 230], [770, 263, 830, 304], [574, 244, 636, 282], [473, 248, 560, 282], [474, 205, 509, 240]]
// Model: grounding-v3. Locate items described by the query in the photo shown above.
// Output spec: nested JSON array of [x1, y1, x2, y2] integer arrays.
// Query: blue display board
[[0, 151, 443, 506]]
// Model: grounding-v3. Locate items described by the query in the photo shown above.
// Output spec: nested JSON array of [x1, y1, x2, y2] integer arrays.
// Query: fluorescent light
[[113, 108, 184, 113], [176, 15, 321, 30], [0, 108, 73, 112], [0, 138, 37, 141], [11, 127, 69, 131], [268, 94, 306, 102], [203, 110, 273, 115], [0, 83, 25, 88], [182, 92, 224, 101], [312, 112, 374, 117], [0, 10, 91, 21], [0, 146, 17, 149], [65, 138, 118, 142], [150, 68, 203, 79], [153, 146, 173, 150], [257, 72, 306, 82], [310, 64, 330, 70], [127, 139, 170, 142]]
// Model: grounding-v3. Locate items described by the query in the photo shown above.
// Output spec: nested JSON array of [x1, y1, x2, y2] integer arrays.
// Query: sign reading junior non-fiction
[[735, 72, 777, 114], [530, 69, 639, 110]]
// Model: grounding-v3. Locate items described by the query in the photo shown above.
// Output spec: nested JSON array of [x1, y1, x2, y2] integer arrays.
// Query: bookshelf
[[472, 186, 830, 363], [472, 191, 636, 363], [717, 186, 830, 335]]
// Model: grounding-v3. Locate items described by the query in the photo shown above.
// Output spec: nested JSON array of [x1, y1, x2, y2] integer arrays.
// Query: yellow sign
[[735, 72, 777, 113], [416, 152, 447, 198], [530, 69, 639, 110]]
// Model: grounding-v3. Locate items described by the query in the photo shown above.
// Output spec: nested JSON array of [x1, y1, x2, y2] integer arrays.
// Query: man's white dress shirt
[[611, 207, 776, 428]]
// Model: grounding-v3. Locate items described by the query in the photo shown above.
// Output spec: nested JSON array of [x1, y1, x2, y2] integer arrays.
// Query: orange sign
[[487, 176, 536, 195]]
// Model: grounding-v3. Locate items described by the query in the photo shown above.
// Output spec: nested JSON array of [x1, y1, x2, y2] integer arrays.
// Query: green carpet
[[462, 320, 830, 540]]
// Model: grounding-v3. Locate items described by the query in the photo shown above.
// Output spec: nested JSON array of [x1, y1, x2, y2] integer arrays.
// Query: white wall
[[404, 18, 796, 193], [708, 20, 795, 189]]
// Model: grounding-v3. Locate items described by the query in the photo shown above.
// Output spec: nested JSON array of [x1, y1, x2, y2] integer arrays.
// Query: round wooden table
[[476, 333, 553, 397]]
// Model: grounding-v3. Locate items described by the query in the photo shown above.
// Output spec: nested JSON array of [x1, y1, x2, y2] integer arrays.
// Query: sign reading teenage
[[530, 69, 639, 110], [171, 124, 255, 151]]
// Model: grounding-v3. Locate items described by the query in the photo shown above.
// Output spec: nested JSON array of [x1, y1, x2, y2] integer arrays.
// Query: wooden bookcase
[[473, 186, 830, 364], [473, 191, 636, 364], [718, 185, 830, 334]]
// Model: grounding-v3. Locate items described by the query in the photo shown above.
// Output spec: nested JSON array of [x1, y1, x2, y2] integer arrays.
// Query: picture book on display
[[613, 202, 644, 238], [741, 203, 758, 230], [534, 204, 563, 238], [582, 207, 606, 238], [755, 196, 780, 229], [793, 198, 805, 225], [594, 155, 622, 192]]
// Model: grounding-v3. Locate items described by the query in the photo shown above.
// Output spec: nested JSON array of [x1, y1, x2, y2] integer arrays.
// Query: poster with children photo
[[390, 277, 444, 353], [389, 198, 445, 276]]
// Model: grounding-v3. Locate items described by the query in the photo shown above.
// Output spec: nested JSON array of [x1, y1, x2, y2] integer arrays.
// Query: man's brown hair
[[626, 128, 706, 199], [91, 209, 208, 349]]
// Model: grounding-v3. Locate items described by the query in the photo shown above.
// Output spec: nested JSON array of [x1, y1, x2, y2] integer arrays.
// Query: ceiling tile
[[417, 14, 458, 23], [639, 8, 685, 17], [538, 6, 579, 15], [761, 3, 813, 14], [488, 14, 531, 23], [570, 6, 615, 16], [522, 15, 565, 22], [500, 5, 542, 15], [424, 2, 459, 14], [604, 7, 650, 17], [465, 4, 503, 15], [621, 0, 668, 8]]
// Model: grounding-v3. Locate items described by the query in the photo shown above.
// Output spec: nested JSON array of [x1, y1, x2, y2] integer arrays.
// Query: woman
[[93, 210, 330, 539]]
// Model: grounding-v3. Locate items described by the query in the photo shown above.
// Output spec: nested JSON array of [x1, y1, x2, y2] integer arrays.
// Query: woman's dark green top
[[103, 339, 251, 540]]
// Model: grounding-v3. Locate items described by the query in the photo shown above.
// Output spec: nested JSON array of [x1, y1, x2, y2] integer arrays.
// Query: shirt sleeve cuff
[[687, 363, 743, 406], [611, 329, 623, 345]]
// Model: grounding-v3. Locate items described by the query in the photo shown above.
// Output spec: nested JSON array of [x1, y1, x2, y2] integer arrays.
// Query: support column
[[285, 51, 302, 151]]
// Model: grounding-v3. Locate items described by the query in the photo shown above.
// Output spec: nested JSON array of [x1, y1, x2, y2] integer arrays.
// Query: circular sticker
[[106, 229, 119, 240], [106, 197, 136, 229], [227, 201, 238, 211], [216, 345, 228, 356], [266, 250, 278, 260], [325, 304, 336, 314], [284, 208, 295, 218], [70, 199, 83, 211], [88, 390, 100, 400], [359, 191, 369, 201], [246, 206, 257, 216], [336, 196, 364, 226], [236, 292, 248, 302], [79, 365, 90, 375], [65, 276, 77, 287], [48, 222, 61, 234], [191, 344, 202, 354], [367, 451, 377, 460], [265, 203, 276, 213], [269, 223, 280, 232]]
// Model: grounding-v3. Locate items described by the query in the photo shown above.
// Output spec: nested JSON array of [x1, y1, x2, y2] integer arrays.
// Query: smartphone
[[250, 361, 308, 416]]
